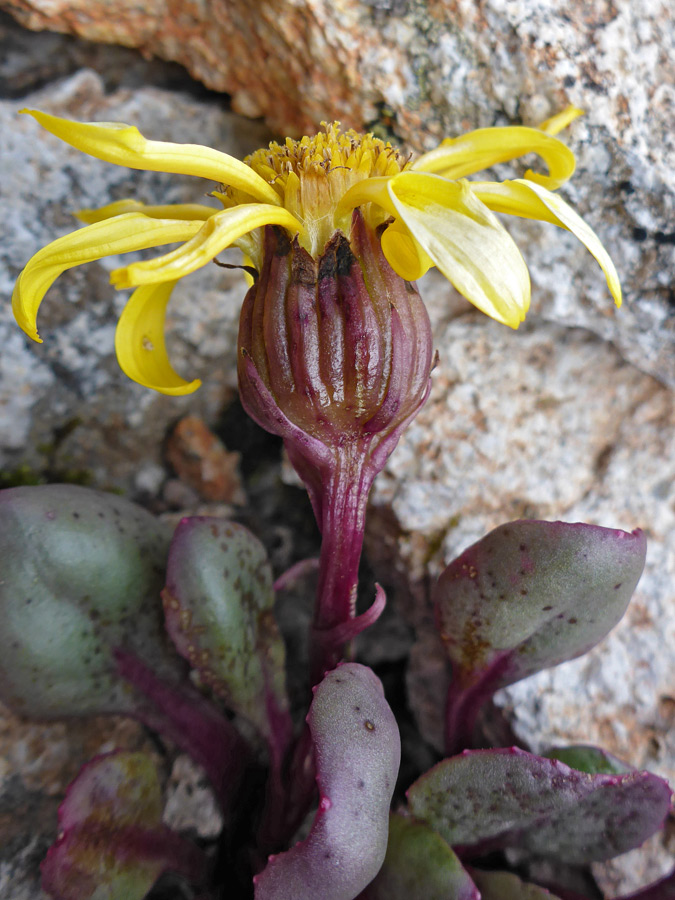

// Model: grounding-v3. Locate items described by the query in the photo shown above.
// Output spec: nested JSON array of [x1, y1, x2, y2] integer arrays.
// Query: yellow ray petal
[[385, 172, 531, 327], [471, 178, 622, 307], [380, 218, 434, 281], [110, 203, 303, 288], [115, 280, 201, 395], [241, 252, 257, 288], [12, 213, 204, 342], [336, 175, 397, 222], [76, 199, 218, 224], [21, 109, 281, 206], [537, 106, 584, 136], [411, 126, 576, 190]]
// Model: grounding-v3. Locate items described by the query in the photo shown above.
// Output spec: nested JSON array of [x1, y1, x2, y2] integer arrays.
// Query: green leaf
[[434, 520, 646, 751], [470, 869, 563, 899], [358, 814, 479, 899], [162, 516, 290, 747], [544, 745, 631, 776], [0, 484, 181, 718], [41, 751, 206, 900]]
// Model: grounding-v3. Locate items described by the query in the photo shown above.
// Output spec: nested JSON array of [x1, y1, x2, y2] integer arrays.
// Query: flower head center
[[230, 123, 404, 257]]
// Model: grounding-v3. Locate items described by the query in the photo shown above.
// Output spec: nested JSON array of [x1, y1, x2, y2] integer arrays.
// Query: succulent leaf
[[470, 869, 564, 899], [41, 751, 206, 900], [434, 520, 646, 751], [0, 484, 181, 718], [543, 745, 632, 775], [254, 663, 401, 900], [162, 516, 290, 747], [358, 813, 479, 899], [407, 747, 672, 863]]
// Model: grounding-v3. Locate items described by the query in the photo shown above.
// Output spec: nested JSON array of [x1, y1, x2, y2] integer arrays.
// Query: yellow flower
[[13, 108, 621, 395]]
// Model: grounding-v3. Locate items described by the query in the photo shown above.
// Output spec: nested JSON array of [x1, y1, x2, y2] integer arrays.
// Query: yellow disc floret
[[225, 123, 405, 258]]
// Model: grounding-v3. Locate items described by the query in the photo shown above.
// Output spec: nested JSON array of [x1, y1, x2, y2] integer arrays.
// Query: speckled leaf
[[407, 747, 672, 863], [162, 516, 290, 745], [41, 751, 206, 900], [434, 520, 646, 751], [470, 869, 563, 899], [358, 814, 479, 900], [254, 663, 401, 900], [0, 484, 181, 718]]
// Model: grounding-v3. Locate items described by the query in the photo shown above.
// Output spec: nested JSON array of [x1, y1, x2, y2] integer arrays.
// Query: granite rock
[[3, 0, 675, 387], [1, 10, 674, 897]]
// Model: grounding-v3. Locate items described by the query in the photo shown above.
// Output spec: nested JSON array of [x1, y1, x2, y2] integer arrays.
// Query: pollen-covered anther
[[235, 123, 406, 257]]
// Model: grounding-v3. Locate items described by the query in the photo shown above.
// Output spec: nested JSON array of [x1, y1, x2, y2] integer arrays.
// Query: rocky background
[[0, 2, 673, 897]]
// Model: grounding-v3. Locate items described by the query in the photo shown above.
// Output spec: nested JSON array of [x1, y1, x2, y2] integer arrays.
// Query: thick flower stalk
[[238, 211, 433, 679], [12, 109, 623, 679]]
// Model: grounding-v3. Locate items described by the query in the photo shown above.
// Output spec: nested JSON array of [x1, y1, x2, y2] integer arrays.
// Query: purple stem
[[114, 649, 251, 816], [256, 686, 295, 852], [444, 654, 513, 756], [257, 586, 386, 851], [309, 441, 375, 685], [273, 557, 320, 593]]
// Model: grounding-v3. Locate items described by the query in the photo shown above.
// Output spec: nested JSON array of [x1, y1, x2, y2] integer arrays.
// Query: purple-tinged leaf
[[358, 814, 479, 900], [617, 869, 675, 899], [434, 520, 646, 752], [407, 747, 672, 863], [41, 751, 207, 900], [470, 869, 563, 899], [254, 663, 401, 900], [114, 649, 251, 816], [163, 517, 291, 755], [0, 484, 181, 718]]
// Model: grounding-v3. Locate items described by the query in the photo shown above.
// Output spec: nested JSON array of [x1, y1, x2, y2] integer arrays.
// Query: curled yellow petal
[[241, 252, 257, 288], [110, 204, 303, 288], [115, 281, 201, 395], [335, 175, 397, 222], [380, 218, 434, 281], [76, 199, 218, 224], [12, 213, 203, 342], [411, 126, 576, 190], [385, 172, 531, 327], [537, 106, 584, 136], [471, 178, 622, 307], [21, 109, 281, 206]]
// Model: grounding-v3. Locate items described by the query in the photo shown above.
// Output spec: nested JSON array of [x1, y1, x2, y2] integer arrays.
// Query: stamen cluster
[[231, 123, 404, 257]]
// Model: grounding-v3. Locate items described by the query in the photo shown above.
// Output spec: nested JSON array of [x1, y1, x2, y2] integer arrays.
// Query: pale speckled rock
[[163, 753, 224, 840], [0, 68, 270, 489], [591, 825, 675, 899], [4, 0, 675, 388]]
